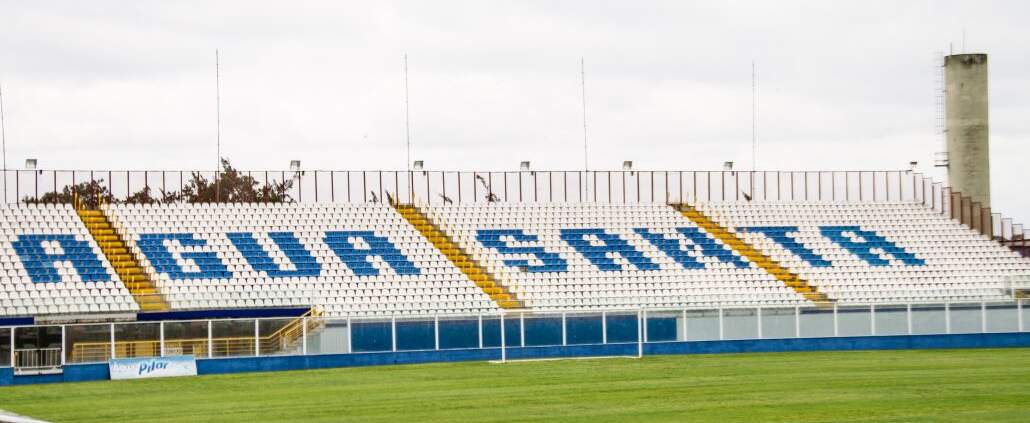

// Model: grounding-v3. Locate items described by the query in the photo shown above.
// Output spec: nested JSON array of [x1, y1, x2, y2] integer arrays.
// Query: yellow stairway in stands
[[674, 203, 833, 306], [76, 205, 169, 312], [395, 204, 523, 309]]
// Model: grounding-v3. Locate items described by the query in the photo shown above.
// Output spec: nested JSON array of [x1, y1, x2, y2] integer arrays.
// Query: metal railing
[[3, 300, 1027, 368], [7, 169, 927, 205], [13, 348, 62, 374]]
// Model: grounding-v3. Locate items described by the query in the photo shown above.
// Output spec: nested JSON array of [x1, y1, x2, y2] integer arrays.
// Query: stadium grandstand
[[1, 165, 1028, 385]]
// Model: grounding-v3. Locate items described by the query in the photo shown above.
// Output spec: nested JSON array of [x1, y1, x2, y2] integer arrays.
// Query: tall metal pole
[[580, 58, 588, 200], [0, 81, 7, 202], [215, 49, 222, 202], [404, 54, 411, 171], [752, 61, 758, 171]]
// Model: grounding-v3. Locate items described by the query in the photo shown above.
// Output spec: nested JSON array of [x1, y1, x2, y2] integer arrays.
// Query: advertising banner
[[109, 355, 198, 380]]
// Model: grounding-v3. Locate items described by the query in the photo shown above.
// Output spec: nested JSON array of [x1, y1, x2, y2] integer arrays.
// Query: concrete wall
[[945, 53, 990, 207]]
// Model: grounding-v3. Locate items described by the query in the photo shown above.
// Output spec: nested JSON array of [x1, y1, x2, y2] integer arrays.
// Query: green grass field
[[1, 348, 1029, 422]]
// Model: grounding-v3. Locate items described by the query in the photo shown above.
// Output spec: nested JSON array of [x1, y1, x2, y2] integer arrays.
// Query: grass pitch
[[1, 348, 1029, 422]]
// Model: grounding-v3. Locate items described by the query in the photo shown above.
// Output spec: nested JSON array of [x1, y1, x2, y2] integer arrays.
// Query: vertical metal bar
[[478, 315, 483, 349], [346, 171, 351, 202], [518, 172, 523, 202], [110, 323, 116, 359], [981, 302, 987, 333], [679, 171, 683, 204], [1018, 300, 1024, 332], [682, 309, 688, 341], [391, 316, 397, 352], [473, 172, 478, 202], [757, 307, 763, 339], [906, 304, 912, 335], [330, 171, 335, 203], [794, 306, 800, 338], [945, 303, 951, 334], [254, 319, 260, 356], [160, 321, 165, 357], [314, 170, 319, 202], [642, 309, 649, 344], [519, 312, 525, 347], [534, 171, 538, 202], [720, 171, 725, 201], [602, 311, 607, 344], [302, 317, 307, 355], [500, 313, 506, 363], [561, 312, 567, 346], [60, 325, 66, 365], [434, 315, 440, 350], [208, 320, 213, 357], [870, 305, 876, 336], [346, 317, 352, 353]]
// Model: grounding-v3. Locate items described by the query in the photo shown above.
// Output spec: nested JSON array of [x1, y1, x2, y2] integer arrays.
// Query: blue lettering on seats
[[12, 234, 112, 283], [227, 232, 322, 277], [324, 231, 420, 276], [559, 228, 659, 271], [137, 233, 233, 280], [745, 226, 832, 267], [633, 227, 747, 269], [476, 229, 567, 272], [819, 226, 924, 266]]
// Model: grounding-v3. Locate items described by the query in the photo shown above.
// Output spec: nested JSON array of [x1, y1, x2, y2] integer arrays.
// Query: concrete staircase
[[674, 203, 834, 307], [76, 207, 169, 312], [394, 204, 523, 309]]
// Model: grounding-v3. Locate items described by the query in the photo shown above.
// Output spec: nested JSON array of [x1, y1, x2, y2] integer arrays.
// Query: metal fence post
[[870, 305, 876, 336], [682, 309, 688, 341], [346, 317, 352, 354], [981, 302, 987, 333], [391, 316, 397, 352], [208, 320, 213, 357], [1019, 301, 1025, 332], [160, 321, 165, 357], [478, 315, 483, 349], [519, 312, 525, 348], [60, 325, 66, 366], [945, 303, 951, 334], [254, 319, 260, 357], [434, 315, 440, 351], [757, 307, 763, 339], [302, 317, 307, 355], [500, 313, 507, 363], [561, 312, 567, 346], [601, 311, 608, 344], [906, 304, 912, 335], [642, 309, 649, 344], [110, 323, 116, 359]]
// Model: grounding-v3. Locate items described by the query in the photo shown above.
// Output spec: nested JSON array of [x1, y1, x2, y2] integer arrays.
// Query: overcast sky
[[0, 1, 1027, 219]]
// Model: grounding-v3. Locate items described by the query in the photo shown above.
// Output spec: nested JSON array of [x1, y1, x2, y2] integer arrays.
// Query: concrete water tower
[[944, 53, 990, 207]]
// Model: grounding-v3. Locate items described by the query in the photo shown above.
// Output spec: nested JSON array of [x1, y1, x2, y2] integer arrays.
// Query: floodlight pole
[[215, 49, 222, 202], [0, 81, 7, 201]]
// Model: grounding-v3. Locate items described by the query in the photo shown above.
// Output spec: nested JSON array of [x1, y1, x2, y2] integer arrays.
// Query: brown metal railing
[[69, 309, 324, 363]]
